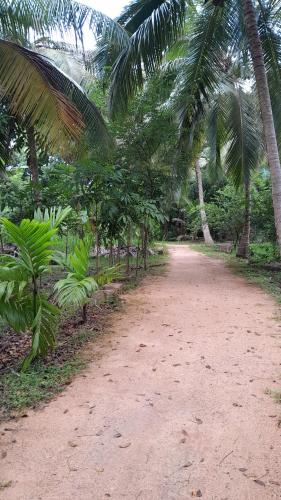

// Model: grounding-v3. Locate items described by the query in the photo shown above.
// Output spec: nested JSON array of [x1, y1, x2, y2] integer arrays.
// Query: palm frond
[[108, 0, 187, 116], [54, 275, 98, 308], [224, 86, 262, 188], [258, 0, 281, 142], [21, 298, 59, 371], [1, 217, 57, 276], [175, 2, 239, 140], [67, 238, 91, 277], [95, 265, 121, 287], [0, 40, 111, 153], [0, 292, 32, 333], [55, 238, 98, 309], [34, 206, 72, 228], [207, 92, 228, 181]]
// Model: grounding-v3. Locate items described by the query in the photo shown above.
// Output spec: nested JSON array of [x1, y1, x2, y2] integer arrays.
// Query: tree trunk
[[241, 0, 281, 253], [117, 241, 121, 264], [82, 304, 87, 324], [0, 230, 4, 253], [126, 225, 131, 275], [236, 178, 251, 259], [95, 228, 100, 274], [109, 240, 114, 266], [143, 226, 148, 271], [136, 240, 140, 278], [195, 160, 214, 246], [27, 126, 40, 208]]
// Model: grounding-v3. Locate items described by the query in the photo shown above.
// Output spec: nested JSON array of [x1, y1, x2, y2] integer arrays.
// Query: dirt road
[[1, 245, 281, 499]]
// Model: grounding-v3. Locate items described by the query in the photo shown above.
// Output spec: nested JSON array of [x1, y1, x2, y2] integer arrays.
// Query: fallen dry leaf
[[254, 479, 266, 487], [119, 442, 131, 449], [68, 441, 78, 448], [191, 489, 202, 497]]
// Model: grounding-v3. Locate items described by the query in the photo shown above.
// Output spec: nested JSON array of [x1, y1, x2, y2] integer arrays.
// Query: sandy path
[[1, 245, 281, 500]]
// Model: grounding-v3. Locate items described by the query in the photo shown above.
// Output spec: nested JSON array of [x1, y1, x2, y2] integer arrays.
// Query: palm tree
[[93, 0, 281, 253]]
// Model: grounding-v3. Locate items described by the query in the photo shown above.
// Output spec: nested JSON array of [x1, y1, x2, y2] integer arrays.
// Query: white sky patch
[[82, 0, 128, 18], [66, 0, 128, 49]]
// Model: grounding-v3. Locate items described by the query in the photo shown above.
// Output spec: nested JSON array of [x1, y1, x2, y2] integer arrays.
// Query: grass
[[0, 359, 85, 415], [0, 251, 168, 419]]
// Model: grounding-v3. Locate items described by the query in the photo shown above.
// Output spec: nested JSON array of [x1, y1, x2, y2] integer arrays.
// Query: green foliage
[[95, 266, 121, 287], [0, 213, 69, 371], [249, 242, 279, 264], [1, 359, 85, 412], [55, 239, 98, 310], [187, 182, 245, 242], [33, 206, 72, 229], [251, 173, 276, 242]]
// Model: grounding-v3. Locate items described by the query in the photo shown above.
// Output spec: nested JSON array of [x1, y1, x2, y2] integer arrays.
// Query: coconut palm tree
[[92, 0, 281, 253]]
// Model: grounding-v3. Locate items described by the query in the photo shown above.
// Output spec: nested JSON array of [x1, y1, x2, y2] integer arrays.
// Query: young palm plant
[[54, 239, 98, 324], [0, 210, 70, 371]]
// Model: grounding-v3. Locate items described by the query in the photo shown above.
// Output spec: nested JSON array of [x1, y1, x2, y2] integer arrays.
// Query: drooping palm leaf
[[258, 0, 281, 143], [206, 90, 228, 181], [0, 40, 111, 152], [107, 0, 187, 116], [175, 2, 239, 140], [55, 275, 98, 308], [224, 86, 262, 187], [0, 0, 119, 42], [21, 298, 60, 371]]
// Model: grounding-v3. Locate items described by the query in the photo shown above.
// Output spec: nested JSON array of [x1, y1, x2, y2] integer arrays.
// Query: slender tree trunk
[[0, 230, 4, 253], [117, 240, 121, 264], [65, 228, 69, 260], [241, 0, 281, 253], [163, 221, 168, 240], [195, 160, 214, 246], [237, 178, 251, 259], [126, 224, 131, 275], [27, 126, 40, 208], [82, 304, 87, 324], [143, 226, 148, 271], [109, 240, 113, 266], [96, 228, 100, 274], [136, 239, 140, 278]]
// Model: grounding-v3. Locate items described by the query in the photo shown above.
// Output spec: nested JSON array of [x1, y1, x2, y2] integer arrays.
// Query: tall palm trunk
[[241, 0, 281, 253], [237, 178, 251, 259], [27, 126, 40, 208], [195, 160, 214, 246]]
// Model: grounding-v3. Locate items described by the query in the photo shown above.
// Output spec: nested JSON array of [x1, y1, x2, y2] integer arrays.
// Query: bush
[[249, 242, 279, 264]]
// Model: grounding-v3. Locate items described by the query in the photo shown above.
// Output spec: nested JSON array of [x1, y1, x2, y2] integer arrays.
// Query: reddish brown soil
[[1, 245, 281, 499]]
